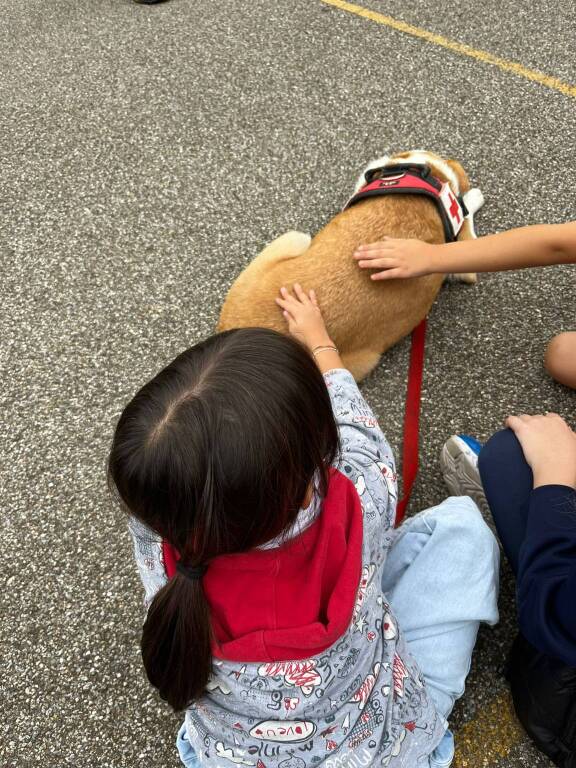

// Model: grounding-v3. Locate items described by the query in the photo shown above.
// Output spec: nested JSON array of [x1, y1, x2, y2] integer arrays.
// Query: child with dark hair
[[109, 286, 499, 768]]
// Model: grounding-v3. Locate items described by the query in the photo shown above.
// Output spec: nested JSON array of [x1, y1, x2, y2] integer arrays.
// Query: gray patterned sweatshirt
[[129, 369, 445, 767]]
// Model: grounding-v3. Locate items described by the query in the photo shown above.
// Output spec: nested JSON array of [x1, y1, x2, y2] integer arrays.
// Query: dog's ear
[[446, 159, 471, 194]]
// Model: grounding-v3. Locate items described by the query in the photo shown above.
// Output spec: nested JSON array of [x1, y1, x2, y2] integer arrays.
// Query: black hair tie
[[176, 562, 207, 582]]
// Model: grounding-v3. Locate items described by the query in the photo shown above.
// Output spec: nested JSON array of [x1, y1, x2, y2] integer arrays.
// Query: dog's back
[[218, 193, 446, 379]]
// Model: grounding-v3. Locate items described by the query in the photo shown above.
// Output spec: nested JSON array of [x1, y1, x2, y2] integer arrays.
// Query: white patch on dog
[[463, 187, 484, 215], [461, 187, 485, 240]]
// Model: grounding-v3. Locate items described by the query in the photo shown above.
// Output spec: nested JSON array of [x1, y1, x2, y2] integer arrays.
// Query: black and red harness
[[345, 163, 468, 243], [345, 162, 469, 522]]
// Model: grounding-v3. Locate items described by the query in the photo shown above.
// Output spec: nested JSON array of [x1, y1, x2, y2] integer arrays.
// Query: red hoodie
[[163, 469, 363, 662]]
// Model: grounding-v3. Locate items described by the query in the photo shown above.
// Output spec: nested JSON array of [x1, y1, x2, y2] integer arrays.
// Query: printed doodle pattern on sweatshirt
[[257, 662, 322, 697], [131, 368, 445, 766]]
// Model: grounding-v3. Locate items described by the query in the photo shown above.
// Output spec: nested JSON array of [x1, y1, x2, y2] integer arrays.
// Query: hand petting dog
[[354, 221, 576, 280], [275, 284, 343, 373], [354, 238, 436, 280]]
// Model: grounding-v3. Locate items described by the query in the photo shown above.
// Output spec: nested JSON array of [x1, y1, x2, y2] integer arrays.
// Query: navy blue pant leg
[[478, 429, 534, 575]]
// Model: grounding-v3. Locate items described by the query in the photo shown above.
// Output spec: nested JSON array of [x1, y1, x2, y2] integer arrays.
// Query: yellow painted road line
[[453, 692, 525, 767], [320, 0, 576, 99]]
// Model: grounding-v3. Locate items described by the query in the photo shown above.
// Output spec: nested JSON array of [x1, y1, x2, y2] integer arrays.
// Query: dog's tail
[[256, 231, 312, 263]]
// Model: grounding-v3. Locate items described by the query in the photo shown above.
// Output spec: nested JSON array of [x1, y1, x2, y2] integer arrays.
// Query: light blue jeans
[[177, 497, 500, 768], [383, 497, 500, 766]]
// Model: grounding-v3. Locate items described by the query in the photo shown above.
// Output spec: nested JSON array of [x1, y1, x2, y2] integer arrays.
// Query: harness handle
[[365, 162, 431, 184]]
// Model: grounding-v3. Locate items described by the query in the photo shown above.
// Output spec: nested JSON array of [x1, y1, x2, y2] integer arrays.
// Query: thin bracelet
[[312, 345, 339, 358]]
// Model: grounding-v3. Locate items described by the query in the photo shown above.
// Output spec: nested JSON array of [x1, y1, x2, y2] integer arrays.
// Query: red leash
[[395, 317, 427, 525]]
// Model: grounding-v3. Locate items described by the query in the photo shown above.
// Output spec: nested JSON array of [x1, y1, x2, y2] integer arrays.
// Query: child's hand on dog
[[353, 238, 436, 280], [275, 284, 334, 352], [355, 222, 576, 279]]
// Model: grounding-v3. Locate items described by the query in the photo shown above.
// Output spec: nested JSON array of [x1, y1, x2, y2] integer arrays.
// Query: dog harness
[[344, 163, 468, 242]]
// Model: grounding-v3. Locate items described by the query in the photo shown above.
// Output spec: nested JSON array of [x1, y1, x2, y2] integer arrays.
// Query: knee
[[478, 429, 524, 483], [544, 332, 576, 389], [470, 513, 500, 604], [437, 498, 499, 566], [452, 503, 500, 592]]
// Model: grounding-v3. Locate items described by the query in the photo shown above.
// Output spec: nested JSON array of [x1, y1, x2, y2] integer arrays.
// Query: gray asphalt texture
[[1, 0, 575, 766]]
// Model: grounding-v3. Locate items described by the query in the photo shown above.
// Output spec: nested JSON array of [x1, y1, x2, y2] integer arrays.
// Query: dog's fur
[[218, 151, 479, 381]]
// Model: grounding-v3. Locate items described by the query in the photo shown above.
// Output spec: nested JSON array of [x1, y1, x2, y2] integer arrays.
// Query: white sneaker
[[440, 435, 489, 517]]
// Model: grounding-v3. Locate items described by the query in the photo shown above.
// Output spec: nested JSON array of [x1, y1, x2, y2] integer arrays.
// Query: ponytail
[[109, 329, 339, 711], [142, 570, 213, 711]]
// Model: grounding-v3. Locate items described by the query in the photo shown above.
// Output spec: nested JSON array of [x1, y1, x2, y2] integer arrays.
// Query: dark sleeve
[[517, 484, 576, 667]]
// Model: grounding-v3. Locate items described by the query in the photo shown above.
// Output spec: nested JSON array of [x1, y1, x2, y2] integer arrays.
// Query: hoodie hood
[[203, 469, 364, 662]]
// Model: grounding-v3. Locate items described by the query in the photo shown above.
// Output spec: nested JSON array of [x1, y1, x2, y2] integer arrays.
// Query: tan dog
[[218, 150, 484, 380]]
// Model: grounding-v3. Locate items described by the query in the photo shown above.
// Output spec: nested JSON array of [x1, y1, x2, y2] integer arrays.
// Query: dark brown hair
[[108, 328, 339, 710]]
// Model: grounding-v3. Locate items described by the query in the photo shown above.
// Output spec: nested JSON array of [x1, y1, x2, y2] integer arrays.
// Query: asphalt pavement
[[1, 1, 575, 766]]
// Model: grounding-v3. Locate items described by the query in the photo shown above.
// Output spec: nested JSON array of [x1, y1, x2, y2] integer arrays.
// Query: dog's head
[[356, 150, 471, 196]]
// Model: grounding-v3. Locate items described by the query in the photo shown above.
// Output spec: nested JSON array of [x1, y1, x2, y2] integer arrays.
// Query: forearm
[[303, 332, 345, 374], [427, 222, 576, 274], [314, 348, 344, 374]]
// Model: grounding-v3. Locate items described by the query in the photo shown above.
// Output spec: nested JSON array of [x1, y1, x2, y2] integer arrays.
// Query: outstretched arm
[[275, 283, 397, 532], [353, 221, 576, 280]]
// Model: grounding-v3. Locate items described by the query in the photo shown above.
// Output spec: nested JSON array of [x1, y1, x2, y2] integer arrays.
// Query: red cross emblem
[[447, 191, 461, 223]]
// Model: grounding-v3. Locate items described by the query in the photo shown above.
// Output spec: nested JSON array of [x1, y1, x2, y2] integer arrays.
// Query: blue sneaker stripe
[[458, 434, 483, 455]]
